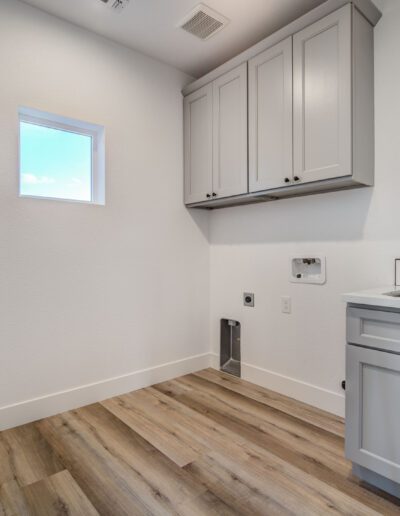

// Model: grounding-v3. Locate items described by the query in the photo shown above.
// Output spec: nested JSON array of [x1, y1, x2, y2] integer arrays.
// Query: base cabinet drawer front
[[347, 307, 400, 353], [346, 345, 400, 483]]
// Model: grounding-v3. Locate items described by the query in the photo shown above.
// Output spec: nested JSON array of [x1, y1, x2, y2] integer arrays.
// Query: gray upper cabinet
[[184, 64, 248, 204], [183, 1, 378, 208], [213, 63, 248, 199], [184, 84, 213, 204], [249, 37, 292, 193], [293, 5, 351, 184]]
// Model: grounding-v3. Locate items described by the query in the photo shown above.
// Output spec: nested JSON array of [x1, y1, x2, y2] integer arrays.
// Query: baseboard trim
[[0, 353, 211, 431], [0, 352, 344, 431], [210, 353, 344, 416]]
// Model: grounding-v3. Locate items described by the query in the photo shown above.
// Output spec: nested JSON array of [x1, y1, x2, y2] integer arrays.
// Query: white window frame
[[18, 106, 105, 205]]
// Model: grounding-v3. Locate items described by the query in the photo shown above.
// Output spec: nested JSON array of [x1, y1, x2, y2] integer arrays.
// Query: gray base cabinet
[[346, 306, 400, 494], [353, 464, 400, 499]]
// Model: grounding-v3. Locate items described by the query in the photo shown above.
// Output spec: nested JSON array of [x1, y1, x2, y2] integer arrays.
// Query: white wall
[[1, 0, 396, 428], [0, 0, 210, 429], [209, 0, 400, 416]]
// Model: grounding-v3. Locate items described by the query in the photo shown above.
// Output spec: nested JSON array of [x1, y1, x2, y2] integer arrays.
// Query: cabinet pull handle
[[284, 177, 290, 183], [206, 193, 211, 198], [293, 176, 300, 182], [212, 192, 217, 197]]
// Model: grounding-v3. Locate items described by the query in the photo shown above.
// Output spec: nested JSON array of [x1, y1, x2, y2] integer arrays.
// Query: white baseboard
[[0, 352, 344, 431], [211, 353, 344, 417], [0, 353, 211, 431], [210, 352, 220, 369]]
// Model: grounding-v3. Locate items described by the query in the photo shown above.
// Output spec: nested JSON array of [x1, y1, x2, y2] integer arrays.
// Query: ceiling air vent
[[179, 4, 229, 41], [99, 0, 130, 12]]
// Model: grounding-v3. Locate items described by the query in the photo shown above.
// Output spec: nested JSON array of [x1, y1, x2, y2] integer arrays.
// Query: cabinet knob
[[284, 177, 290, 183], [206, 193, 211, 198], [293, 176, 300, 182], [212, 192, 217, 197]]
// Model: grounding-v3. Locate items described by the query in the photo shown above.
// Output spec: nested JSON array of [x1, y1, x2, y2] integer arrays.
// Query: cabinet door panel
[[213, 63, 248, 199], [184, 84, 213, 204], [293, 5, 351, 183], [249, 38, 292, 192], [346, 345, 400, 483]]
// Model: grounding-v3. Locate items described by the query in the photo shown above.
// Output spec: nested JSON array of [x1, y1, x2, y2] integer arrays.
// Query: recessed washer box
[[290, 255, 326, 285]]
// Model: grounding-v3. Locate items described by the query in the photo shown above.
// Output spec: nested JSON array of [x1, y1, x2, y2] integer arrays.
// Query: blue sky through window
[[20, 121, 92, 201]]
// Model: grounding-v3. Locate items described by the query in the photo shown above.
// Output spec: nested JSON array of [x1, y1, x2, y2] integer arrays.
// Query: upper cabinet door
[[293, 5, 352, 184], [212, 63, 248, 199], [184, 83, 213, 204], [249, 37, 293, 193]]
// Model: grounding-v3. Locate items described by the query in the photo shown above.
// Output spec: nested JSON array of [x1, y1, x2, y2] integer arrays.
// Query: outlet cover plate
[[243, 292, 254, 307]]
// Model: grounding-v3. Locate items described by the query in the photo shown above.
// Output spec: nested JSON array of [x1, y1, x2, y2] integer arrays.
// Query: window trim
[[18, 106, 105, 205]]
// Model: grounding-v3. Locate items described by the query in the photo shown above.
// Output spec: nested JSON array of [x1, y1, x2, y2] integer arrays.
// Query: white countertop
[[343, 286, 400, 309]]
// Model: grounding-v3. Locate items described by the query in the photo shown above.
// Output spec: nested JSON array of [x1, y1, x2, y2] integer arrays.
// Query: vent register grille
[[97, 2, 228, 38], [180, 4, 229, 41]]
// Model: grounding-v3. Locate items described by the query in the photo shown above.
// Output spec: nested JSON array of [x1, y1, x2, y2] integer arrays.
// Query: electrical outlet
[[281, 296, 291, 314], [243, 293, 254, 307]]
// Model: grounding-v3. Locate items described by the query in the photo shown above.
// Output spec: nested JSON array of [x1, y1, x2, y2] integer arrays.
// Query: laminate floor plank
[[171, 374, 344, 457], [102, 387, 247, 466], [155, 376, 349, 475], [101, 391, 201, 467], [155, 377, 386, 514], [184, 456, 295, 516], [37, 403, 208, 515], [195, 368, 345, 437], [37, 410, 159, 516], [1, 369, 399, 515], [184, 450, 378, 516], [22, 470, 99, 516], [176, 490, 241, 516], [74, 404, 206, 508], [0, 480, 30, 516], [0, 423, 64, 488], [204, 447, 380, 516], [155, 376, 400, 515]]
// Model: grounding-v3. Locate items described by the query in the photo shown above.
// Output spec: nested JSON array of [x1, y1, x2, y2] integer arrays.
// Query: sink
[[383, 291, 400, 297]]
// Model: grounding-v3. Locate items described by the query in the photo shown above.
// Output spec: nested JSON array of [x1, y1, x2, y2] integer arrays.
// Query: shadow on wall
[[187, 207, 210, 241], [207, 187, 373, 245]]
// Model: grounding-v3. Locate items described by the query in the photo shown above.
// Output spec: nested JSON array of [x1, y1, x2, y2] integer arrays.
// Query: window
[[19, 107, 105, 204]]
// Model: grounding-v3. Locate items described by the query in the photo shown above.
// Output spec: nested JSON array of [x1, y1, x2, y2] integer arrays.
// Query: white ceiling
[[21, 0, 327, 78]]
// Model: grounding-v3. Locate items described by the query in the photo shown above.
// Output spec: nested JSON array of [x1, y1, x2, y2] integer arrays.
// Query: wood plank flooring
[[1, 368, 400, 515]]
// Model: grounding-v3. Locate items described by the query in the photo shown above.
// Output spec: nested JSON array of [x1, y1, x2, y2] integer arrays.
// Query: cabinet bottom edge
[[352, 463, 400, 499]]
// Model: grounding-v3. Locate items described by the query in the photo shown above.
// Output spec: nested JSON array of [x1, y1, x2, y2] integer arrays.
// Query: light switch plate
[[281, 296, 291, 314]]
